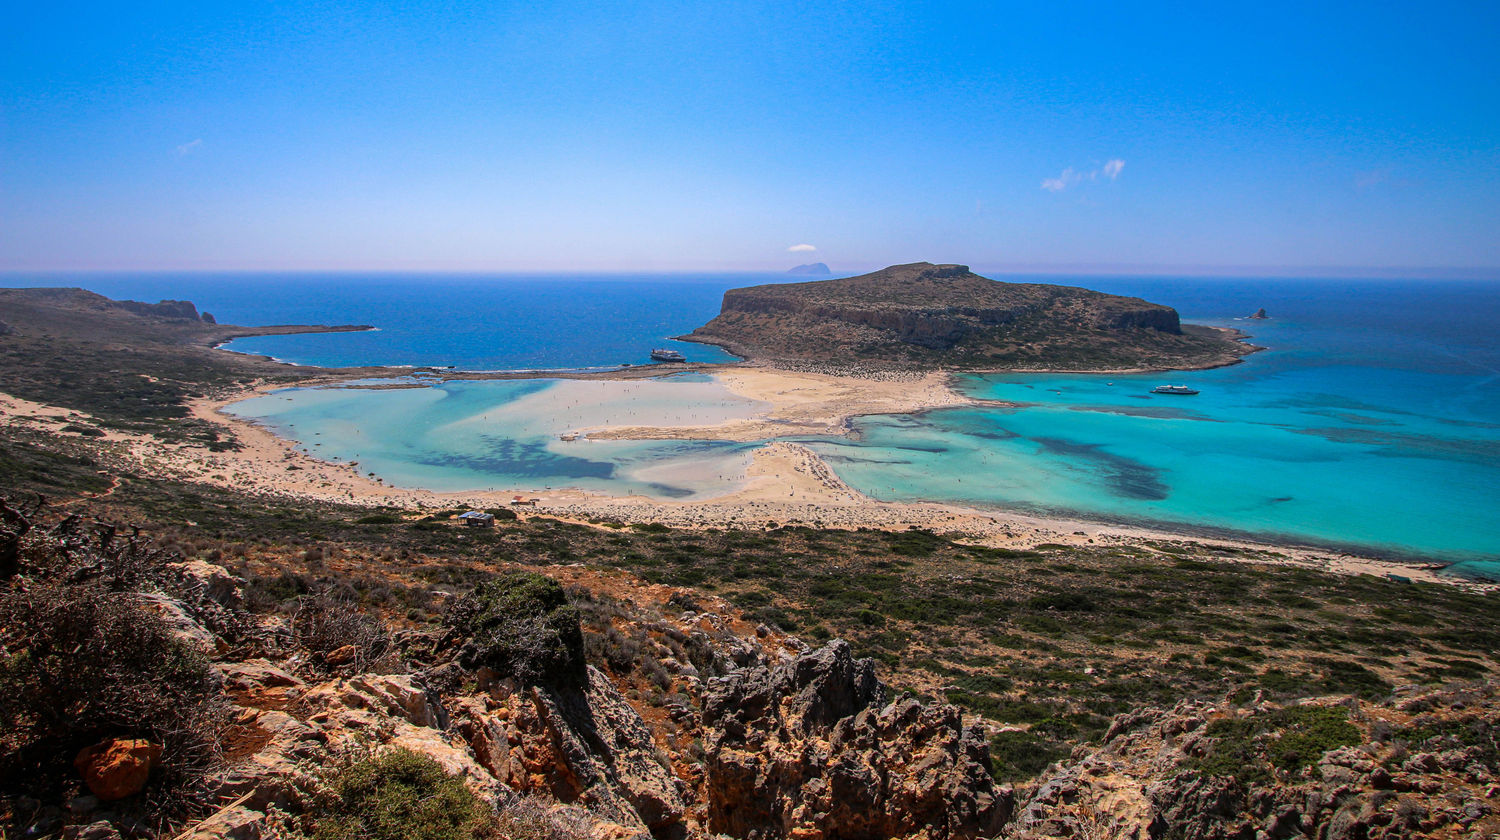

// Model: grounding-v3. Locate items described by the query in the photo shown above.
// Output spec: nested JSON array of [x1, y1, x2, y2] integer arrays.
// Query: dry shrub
[[14, 513, 164, 590], [495, 794, 592, 840], [0, 579, 226, 800], [0, 503, 228, 808], [292, 591, 396, 673]]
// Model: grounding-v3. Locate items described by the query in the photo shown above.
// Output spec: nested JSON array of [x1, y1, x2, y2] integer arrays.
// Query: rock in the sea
[[702, 640, 1008, 840], [1249, 307, 1268, 319], [74, 738, 162, 800]]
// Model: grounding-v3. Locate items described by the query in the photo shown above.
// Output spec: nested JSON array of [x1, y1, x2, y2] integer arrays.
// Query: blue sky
[[3, 1, 1497, 274]]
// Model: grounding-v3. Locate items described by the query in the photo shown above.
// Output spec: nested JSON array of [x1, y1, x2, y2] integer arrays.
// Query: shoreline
[[9, 358, 1489, 591]]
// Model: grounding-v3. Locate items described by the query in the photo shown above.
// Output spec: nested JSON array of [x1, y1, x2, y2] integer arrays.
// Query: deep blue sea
[[6, 271, 1499, 578]]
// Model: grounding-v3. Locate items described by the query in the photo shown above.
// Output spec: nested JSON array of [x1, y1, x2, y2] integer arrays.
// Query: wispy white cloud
[[1042, 158, 1126, 191], [176, 139, 203, 156], [787, 243, 817, 252], [1041, 167, 1083, 192]]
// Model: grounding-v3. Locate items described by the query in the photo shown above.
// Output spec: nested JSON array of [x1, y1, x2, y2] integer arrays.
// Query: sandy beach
[[4, 367, 1487, 591], [580, 368, 980, 441]]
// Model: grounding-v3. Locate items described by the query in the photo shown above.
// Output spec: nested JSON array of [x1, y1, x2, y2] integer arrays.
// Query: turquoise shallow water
[[806, 366, 1500, 572], [8, 271, 1498, 577], [227, 377, 767, 500]]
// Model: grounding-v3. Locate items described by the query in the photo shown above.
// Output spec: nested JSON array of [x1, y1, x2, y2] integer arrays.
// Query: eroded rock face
[[167, 559, 245, 608], [134, 591, 224, 655], [451, 665, 687, 838], [701, 640, 1009, 840]]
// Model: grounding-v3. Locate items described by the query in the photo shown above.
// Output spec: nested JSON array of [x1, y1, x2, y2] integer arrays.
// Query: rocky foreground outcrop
[[119, 559, 1005, 840], [683, 262, 1254, 371], [10, 528, 1495, 840], [1004, 693, 1500, 840], [703, 640, 1008, 840]]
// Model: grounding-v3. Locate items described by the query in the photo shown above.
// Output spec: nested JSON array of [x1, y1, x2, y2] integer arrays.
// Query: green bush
[[309, 748, 498, 840], [1268, 705, 1361, 772], [1193, 703, 1361, 784], [445, 571, 585, 687], [988, 729, 1068, 782]]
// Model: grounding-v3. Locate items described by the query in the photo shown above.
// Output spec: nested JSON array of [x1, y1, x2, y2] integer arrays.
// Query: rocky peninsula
[[683, 262, 1256, 372]]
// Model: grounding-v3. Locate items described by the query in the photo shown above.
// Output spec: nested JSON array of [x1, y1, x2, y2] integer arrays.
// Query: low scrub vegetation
[[1193, 704, 1362, 785], [444, 570, 586, 687], [0, 503, 227, 807], [304, 748, 501, 840]]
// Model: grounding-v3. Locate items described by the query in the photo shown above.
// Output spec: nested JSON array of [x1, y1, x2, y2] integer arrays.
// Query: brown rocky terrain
[[0, 505, 1007, 840], [1004, 690, 1499, 839], [682, 262, 1255, 372], [3, 491, 1497, 840]]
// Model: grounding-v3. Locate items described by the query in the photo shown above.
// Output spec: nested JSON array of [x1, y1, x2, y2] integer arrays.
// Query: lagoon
[[13, 270, 1498, 575]]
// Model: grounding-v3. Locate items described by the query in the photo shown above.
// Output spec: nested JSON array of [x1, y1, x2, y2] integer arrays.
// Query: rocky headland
[[682, 262, 1256, 372]]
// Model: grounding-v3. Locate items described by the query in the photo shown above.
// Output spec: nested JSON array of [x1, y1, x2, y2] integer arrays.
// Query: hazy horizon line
[[3, 262, 1497, 281]]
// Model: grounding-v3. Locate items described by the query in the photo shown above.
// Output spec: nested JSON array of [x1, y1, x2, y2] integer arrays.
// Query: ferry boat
[[650, 348, 686, 363], [1151, 384, 1199, 395]]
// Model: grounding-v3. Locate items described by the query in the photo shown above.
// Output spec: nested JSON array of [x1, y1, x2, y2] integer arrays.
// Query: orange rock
[[74, 739, 162, 800], [324, 644, 358, 666]]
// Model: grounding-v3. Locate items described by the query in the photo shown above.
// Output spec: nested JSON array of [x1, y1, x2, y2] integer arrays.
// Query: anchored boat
[[1151, 384, 1200, 395]]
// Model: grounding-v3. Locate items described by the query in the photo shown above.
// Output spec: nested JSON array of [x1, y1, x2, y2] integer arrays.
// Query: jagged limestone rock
[[701, 640, 1008, 840]]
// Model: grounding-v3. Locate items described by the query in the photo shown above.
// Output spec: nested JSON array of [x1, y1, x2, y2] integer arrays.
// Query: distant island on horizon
[[786, 262, 831, 275], [683, 262, 1257, 372]]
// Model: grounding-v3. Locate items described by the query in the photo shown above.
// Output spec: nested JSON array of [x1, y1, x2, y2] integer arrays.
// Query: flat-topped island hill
[[682, 262, 1256, 372]]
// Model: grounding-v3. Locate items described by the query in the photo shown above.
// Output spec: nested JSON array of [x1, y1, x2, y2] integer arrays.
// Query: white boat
[[1151, 384, 1199, 395]]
